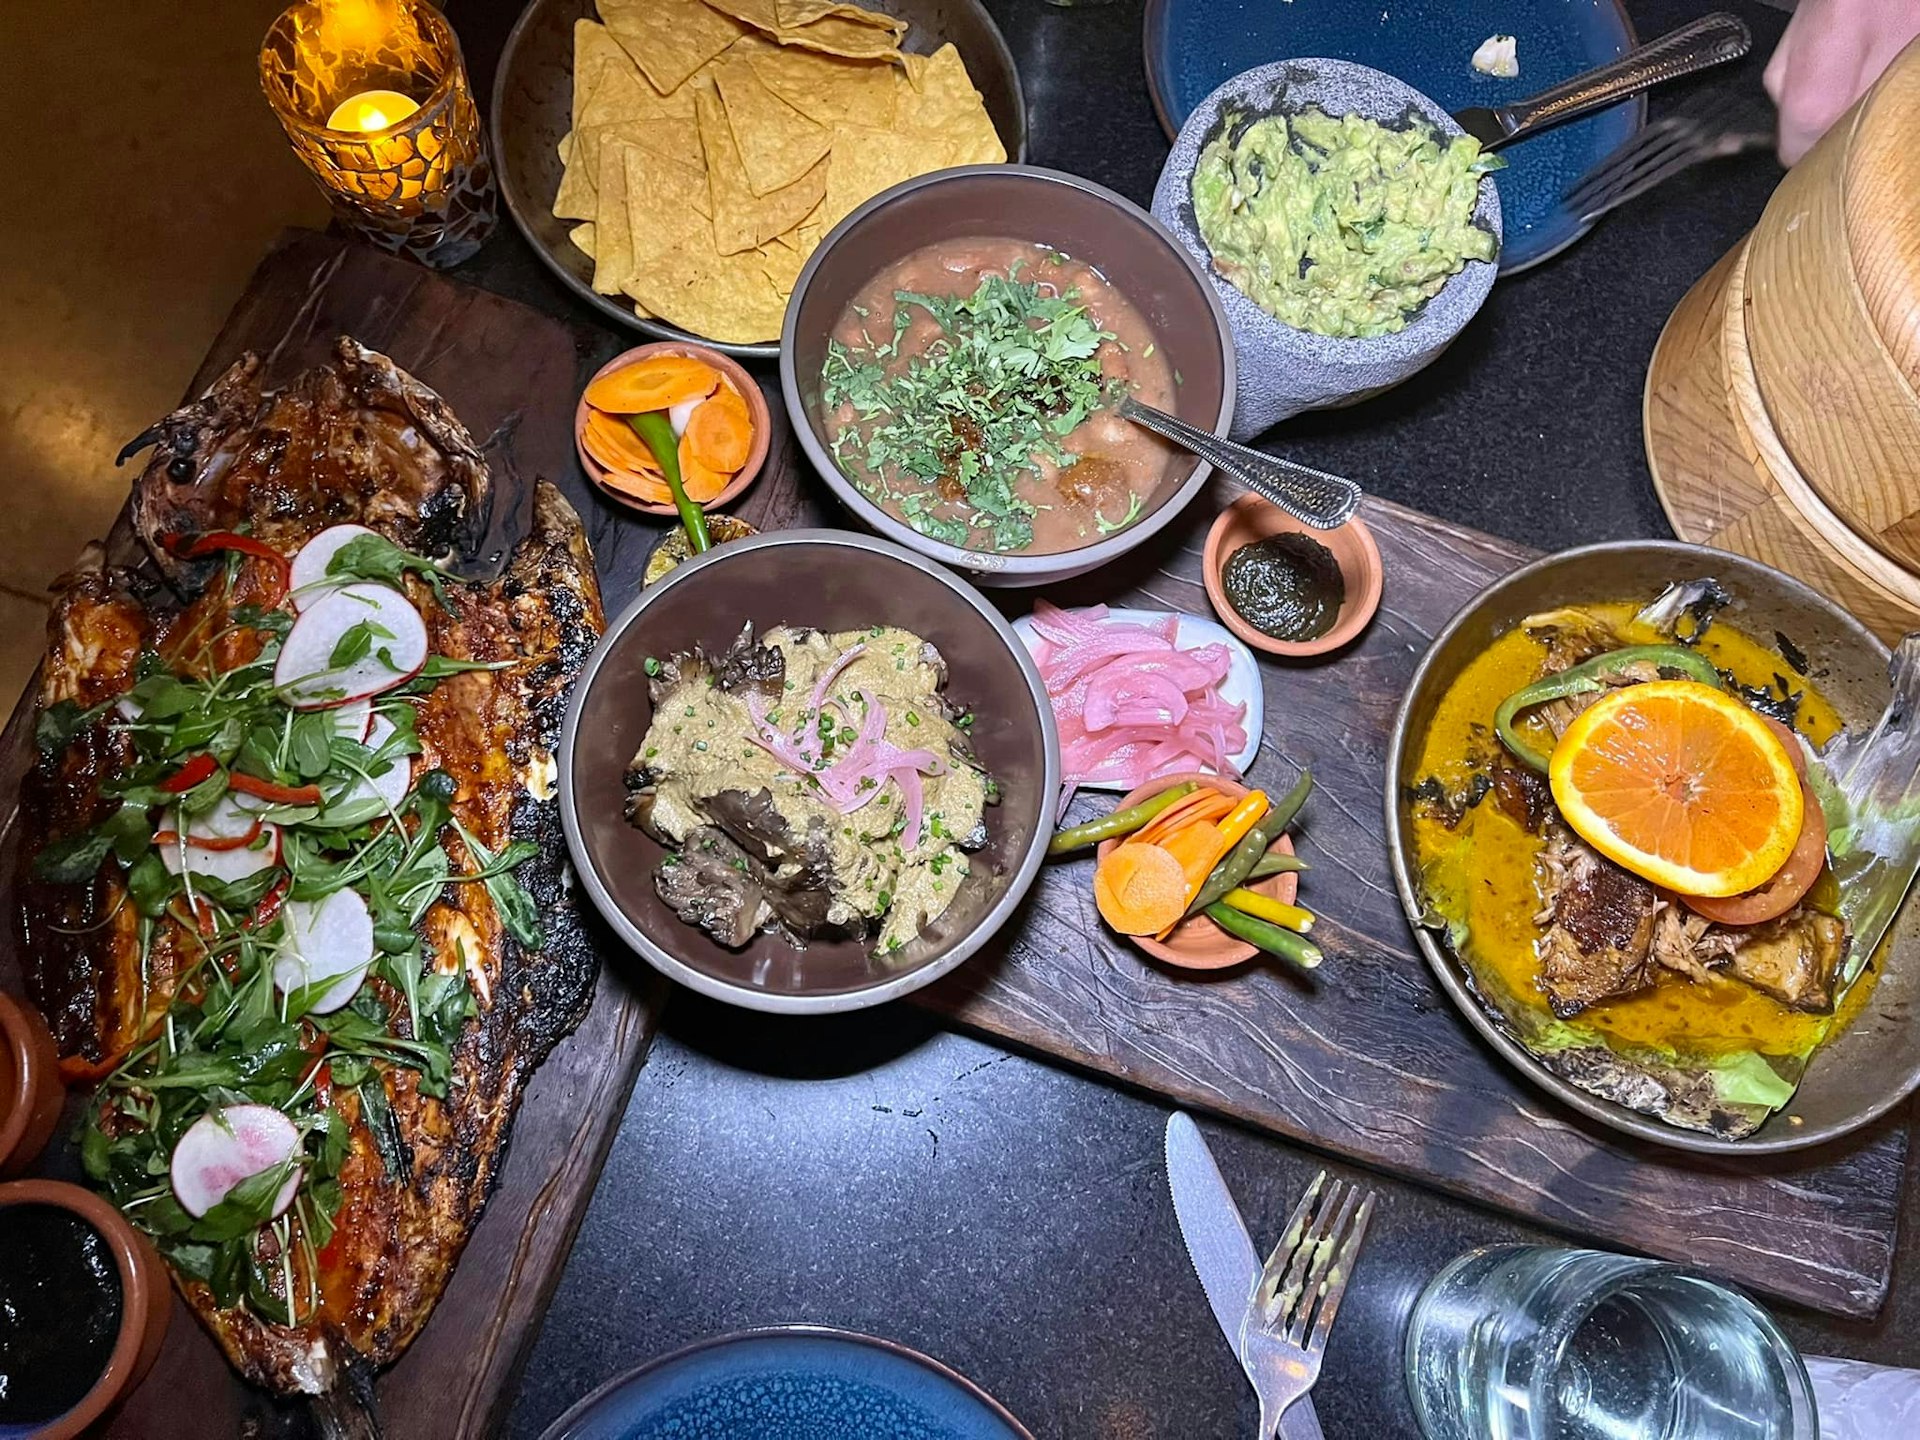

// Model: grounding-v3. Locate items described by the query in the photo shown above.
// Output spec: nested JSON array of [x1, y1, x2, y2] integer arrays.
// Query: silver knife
[[1166, 1113, 1327, 1440]]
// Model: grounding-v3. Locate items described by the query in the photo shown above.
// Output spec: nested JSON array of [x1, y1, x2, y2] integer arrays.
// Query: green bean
[[1185, 770, 1314, 916], [1247, 853, 1309, 880], [1206, 901, 1323, 969], [1047, 781, 1197, 856]]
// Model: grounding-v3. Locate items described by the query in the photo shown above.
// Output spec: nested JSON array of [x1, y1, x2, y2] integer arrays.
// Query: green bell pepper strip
[[629, 411, 710, 555], [1494, 644, 1724, 773]]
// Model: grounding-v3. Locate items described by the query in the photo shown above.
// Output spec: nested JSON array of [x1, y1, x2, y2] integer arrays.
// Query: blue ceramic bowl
[[1151, 59, 1502, 441], [540, 1327, 1035, 1440], [1143, 0, 1639, 273]]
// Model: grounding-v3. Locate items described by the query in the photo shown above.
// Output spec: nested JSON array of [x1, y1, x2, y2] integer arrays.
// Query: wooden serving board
[[0, 231, 667, 1439], [713, 387, 1910, 1320]]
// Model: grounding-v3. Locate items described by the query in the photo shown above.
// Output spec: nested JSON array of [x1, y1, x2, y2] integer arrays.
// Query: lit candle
[[325, 88, 420, 133]]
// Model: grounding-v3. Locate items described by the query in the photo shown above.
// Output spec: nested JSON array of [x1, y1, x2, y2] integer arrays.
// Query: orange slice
[[1548, 680, 1804, 898]]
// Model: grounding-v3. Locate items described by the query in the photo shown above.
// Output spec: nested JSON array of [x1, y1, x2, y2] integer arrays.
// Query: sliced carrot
[[584, 409, 663, 475], [1094, 841, 1189, 936], [597, 466, 673, 504], [585, 355, 720, 415], [1135, 789, 1234, 848], [1153, 794, 1269, 939], [685, 385, 754, 472], [678, 432, 732, 503]]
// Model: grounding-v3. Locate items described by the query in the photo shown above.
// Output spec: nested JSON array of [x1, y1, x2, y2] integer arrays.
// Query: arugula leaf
[[325, 533, 460, 613], [188, 1156, 301, 1242], [358, 1077, 411, 1182], [37, 698, 109, 755], [328, 618, 395, 670], [127, 852, 172, 915], [32, 825, 114, 883], [453, 821, 544, 950]]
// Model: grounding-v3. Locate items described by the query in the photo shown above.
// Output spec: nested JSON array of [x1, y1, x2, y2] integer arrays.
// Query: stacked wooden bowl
[[1646, 38, 1920, 643]]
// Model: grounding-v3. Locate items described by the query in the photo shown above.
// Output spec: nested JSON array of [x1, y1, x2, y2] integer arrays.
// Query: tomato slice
[[1683, 769, 1827, 926]]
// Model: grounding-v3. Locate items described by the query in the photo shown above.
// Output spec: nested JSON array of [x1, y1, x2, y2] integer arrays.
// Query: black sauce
[[0, 1204, 122, 1425], [1222, 534, 1345, 642]]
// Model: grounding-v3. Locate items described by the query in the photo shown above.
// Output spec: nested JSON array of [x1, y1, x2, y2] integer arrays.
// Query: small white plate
[[1013, 605, 1263, 791]]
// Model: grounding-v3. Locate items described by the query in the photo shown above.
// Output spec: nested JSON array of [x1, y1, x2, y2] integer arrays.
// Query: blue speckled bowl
[[540, 1327, 1035, 1440], [1151, 58, 1502, 441]]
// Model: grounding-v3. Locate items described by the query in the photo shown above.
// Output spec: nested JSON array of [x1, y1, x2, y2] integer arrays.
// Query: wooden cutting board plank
[[905, 489, 1911, 1321], [0, 230, 667, 1439], [704, 387, 1913, 1318]]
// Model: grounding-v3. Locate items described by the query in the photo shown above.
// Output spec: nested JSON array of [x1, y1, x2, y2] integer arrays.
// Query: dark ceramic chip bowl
[[491, 0, 1028, 358], [560, 531, 1059, 1013], [781, 165, 1236, 587]]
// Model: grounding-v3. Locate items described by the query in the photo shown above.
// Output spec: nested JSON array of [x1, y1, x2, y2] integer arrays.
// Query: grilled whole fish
[[15, 338, 604, 1394]]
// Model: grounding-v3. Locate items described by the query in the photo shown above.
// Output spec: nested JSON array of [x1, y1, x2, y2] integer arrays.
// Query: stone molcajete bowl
[[1153, 58, 1503, 441]]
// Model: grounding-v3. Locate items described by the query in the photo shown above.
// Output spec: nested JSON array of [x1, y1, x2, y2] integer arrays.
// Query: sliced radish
[[332, 698, 374, 742], [342, 713, 412, 816], [158, 823, 281, 882], [170, 1104, 302, 1220], [272, 888, 374, 1015], [274, 583, 427, 710], [115, 696, 142, 724], [289, 524, 380, 611]]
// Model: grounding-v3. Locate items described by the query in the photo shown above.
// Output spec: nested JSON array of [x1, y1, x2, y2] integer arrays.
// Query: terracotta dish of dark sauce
[[0, 1204, 122, 1425], [1221, 534, 1346, 641]]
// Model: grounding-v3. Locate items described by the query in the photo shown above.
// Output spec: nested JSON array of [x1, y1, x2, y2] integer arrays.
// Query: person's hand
[[1764, 0, 1920, 166]]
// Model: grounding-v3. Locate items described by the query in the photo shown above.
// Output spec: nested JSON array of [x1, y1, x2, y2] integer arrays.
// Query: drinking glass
[[1404, 1246, 1818, 1440]]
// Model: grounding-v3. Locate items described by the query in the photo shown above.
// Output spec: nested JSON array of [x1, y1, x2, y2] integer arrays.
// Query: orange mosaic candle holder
[[260, 0, 496, 268]]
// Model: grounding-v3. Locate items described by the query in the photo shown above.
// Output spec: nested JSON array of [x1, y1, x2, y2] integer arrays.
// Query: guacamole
[[1191, 107, 1501, 339]]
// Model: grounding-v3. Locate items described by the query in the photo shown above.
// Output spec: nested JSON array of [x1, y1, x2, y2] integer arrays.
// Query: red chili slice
[[157, 753, 219, 793], [152, 817, 263, 853], [163, 530, 292, 602], [228, 772, 323, 806], [250, 875, 289, 930]]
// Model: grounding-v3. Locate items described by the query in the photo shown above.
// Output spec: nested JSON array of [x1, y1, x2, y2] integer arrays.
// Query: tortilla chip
[[728, 33, 899, 127], [624, 144, 715, 271], [601, 0, 747, 94], [775, 0, 906, 37], [624, 244, 789, 344], [715, 55, 831, 196], [757, 227, 815, 295], [821, 119, 956, 231], [571, 21, 634, 128], [896, 44, 1005, 162], [552, 131, 599, 221], [775, 12, 903, 59], [591, 138, 638, 295], [698, 0, 781, 29], [570, 222, 596, 259], [696, 81, 827, 254]]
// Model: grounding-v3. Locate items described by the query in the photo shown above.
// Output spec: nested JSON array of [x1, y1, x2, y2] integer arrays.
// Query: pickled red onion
[[1029, 601, 1247, 790]]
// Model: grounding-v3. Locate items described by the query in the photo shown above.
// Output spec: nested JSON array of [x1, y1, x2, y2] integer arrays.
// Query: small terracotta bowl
[[1096, 771, 1299, 970], [574, 342, 772, 517], [0, 1178, 172, 1438], [1202, 494, 1383, 657], [0, 992, 63, 1177]]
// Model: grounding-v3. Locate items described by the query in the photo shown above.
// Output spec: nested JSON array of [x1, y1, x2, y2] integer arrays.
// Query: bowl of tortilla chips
[[493, 0, 1025, 356]]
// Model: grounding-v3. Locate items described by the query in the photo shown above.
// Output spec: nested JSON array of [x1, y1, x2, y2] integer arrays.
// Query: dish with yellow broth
[[1391, 546, 1920, 1147]]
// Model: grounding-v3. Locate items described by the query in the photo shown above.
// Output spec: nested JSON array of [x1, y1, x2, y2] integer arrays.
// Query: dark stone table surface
[[428, 1, 1920, 1434]]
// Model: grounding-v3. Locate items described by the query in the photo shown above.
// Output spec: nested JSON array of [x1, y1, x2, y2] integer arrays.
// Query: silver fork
[[1564, 109, 1772, 224], [1238, 1172, 1377, 1439]]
